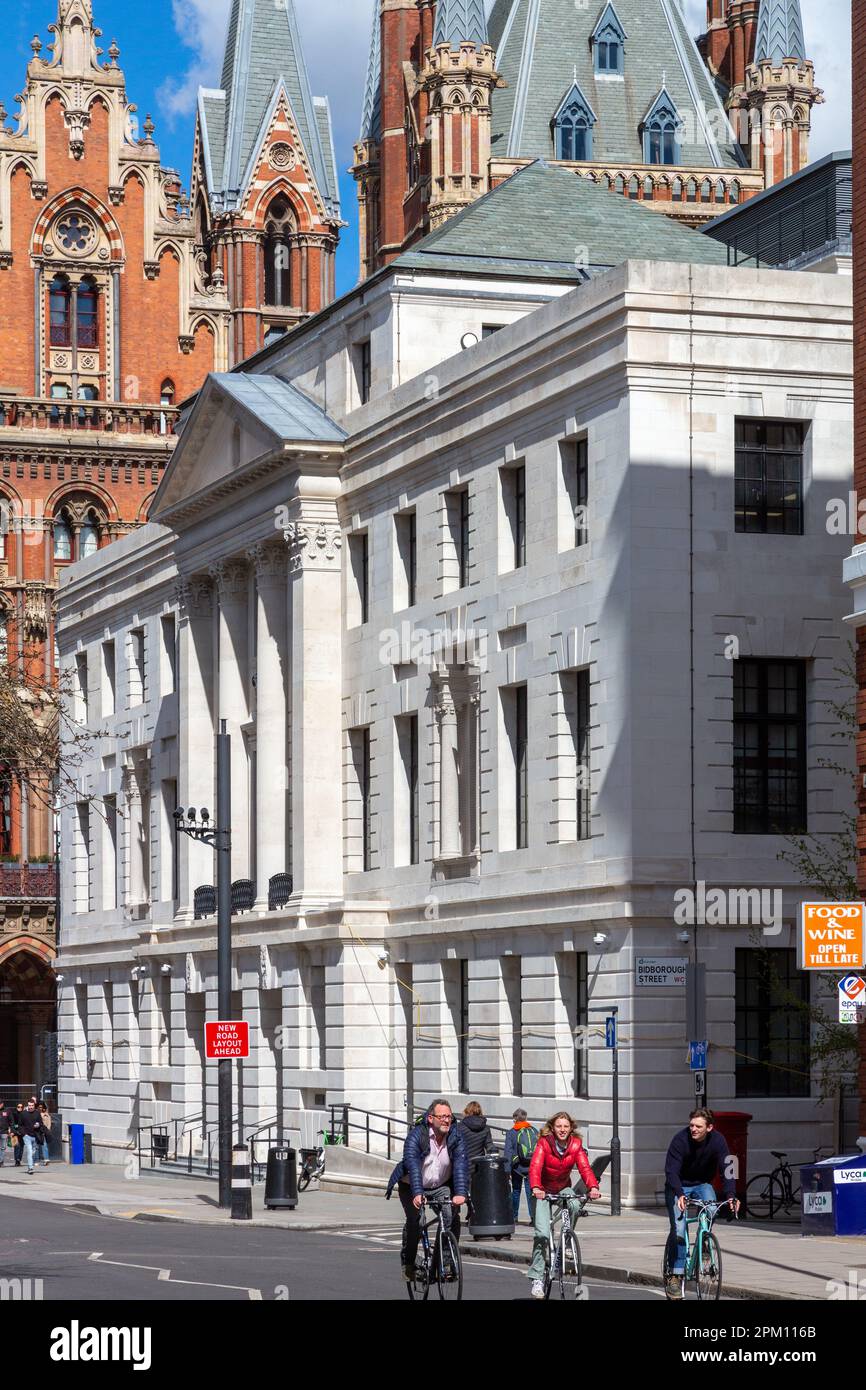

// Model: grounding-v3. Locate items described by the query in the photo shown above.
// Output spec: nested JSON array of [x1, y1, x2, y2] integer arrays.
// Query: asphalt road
[[0, 1196, 662, 1302]]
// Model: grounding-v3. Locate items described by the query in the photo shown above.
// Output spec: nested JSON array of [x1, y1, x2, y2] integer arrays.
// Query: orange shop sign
[[798, 903, 866, 971]]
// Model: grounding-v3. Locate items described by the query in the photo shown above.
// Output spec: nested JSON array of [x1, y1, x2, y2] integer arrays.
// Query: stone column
[[252, 542, 289, 911], [176, 576, 215, 919], [284, 478, 343, 910], [436, 681, 461, 858], [211, 559, 251, 882]]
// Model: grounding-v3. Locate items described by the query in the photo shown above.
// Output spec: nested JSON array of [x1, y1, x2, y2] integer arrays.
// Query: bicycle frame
[[682, 1198, 734, 1279], [544, 1192, 587, 1278]]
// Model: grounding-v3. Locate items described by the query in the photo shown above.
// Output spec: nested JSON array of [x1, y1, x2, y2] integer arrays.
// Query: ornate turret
[[742, 0, 822, 185]]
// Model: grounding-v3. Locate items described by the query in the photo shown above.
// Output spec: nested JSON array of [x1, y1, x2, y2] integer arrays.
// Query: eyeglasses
[[432, 1113, 453, 1122]]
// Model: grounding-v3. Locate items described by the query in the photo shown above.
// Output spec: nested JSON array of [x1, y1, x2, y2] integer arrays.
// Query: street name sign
[[205, 1020, 250, 1060], [799, 903, 865, 971], [635, 958, 688, 988]]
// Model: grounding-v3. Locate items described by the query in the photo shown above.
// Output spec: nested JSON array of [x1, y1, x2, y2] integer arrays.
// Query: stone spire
[[754, 0, 806, 66], [432, 0, 489, 50]]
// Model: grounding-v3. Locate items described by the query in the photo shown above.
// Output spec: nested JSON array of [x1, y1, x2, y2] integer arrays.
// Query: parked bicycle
[[541, 1190, 588, 1301], [297, 1127, 346, 1191], [663, 1196, 735, 1301], [405, 1195, 463, 1302], [746, 1147, 829, 1220]]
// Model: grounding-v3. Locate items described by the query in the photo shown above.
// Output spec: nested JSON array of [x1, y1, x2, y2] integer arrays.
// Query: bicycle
[[297, 1145, 325, 1192], [405, 1195, 463, 1302], [541, 1190, 588, 1301], [663, 1197, 735, 1301], [746, 1147, 829, 1220]]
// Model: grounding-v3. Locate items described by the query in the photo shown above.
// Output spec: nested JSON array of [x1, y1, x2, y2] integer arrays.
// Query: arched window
[[264, 197, 294, 307], [592, 3, 626, 75], [729, 180, 741, 205], [50, 275, 72, 347], [553, 83, 596, 162], [0, 496, 9, 561], [160, 380, 175, 436], [77, 277, 99, 348], [628, 175, 639, 200], [0, 605, 8, 663], [0, 769, 11, 856], [686, 178, 698, 203], [672, 177, 684, 202], [80, 509, 100, 560], [701, 178, 712, 203], [643, 88, 682, 166], [53, 511, 73, 562], [644, 176, 655, 199], [50, 382, 71, 426], [715, 179, 726, 204]]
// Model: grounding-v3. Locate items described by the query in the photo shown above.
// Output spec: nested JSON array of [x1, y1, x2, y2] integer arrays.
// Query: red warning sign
[[205, 1020, 249, 1060]]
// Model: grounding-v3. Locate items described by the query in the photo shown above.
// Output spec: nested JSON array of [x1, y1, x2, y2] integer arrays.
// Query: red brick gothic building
[[0, 0, 339, 1089]]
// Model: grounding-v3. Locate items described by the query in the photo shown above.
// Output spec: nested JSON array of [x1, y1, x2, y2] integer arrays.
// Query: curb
[[461, 1241, 809, 1300]]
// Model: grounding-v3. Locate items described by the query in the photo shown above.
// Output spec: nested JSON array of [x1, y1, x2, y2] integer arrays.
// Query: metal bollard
[[231, 1144, 253, 1221]]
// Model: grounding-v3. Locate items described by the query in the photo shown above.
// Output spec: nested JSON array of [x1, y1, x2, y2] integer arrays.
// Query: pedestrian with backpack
[[503, 1108, 538, 1223]]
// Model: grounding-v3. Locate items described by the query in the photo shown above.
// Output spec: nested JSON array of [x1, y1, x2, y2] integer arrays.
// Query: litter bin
[[69, 1123, 85, 1165], [469, 1154, 514, 1240], [712, 1111, 752, 1203], [800, 1152, 866, 1237], [151, 1132, 169, 1162], [265, 1146, 298, 1210]]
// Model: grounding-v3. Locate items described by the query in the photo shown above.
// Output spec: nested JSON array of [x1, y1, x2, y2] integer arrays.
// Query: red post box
[[711, 1110, 753, 1201]]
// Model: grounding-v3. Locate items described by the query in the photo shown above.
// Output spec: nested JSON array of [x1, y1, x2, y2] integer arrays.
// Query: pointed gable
[[432, 0, 490, 50], [207, 0, 339, 217], [754, 0, 807, 66], [591, 2, 627, 47]]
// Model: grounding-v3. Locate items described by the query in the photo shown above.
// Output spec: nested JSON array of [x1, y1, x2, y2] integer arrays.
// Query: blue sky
[[0, 1, 851, 300]]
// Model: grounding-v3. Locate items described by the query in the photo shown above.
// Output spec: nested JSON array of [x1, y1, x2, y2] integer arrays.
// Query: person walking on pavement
[[503, 1108, 539, 1224], [37, 1103, 52, 1167], [0, 1099, 15, 1168], [527, 1111, 601, 1299], [17, 1101, 46, 1175], [386, 1098, 469, 1281], [663, 1107, 740, 1300], [12, 1103, 25, 1167], [458, 1101, 494, 1171]]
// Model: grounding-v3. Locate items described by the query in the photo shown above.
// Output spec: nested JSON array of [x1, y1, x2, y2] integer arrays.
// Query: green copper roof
[[200, 0, 339, 217], [395, 159, 730, 279], [754, 0, 807, 65], [487, 0, 744, 170]]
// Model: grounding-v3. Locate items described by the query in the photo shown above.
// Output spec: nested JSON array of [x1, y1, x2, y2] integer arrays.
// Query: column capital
[[284, 522, 342, 573], [210, 557, 249, 600], [175, 574, 214, 620], [251, 540, 289, 584]]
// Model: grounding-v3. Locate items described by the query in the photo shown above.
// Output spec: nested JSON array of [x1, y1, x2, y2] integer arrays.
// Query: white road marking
[[87, 1251, 262, 1298]]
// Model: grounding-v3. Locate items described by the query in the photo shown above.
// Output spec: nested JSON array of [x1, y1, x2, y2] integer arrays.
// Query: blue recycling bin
[[69, 1123, 85, 1165], [800, 1153, 866, 1236]]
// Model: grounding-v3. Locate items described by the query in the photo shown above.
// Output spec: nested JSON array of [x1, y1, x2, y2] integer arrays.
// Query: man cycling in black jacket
[[387, 1098, 469, 1281], [664, 1107, 740, 1299]]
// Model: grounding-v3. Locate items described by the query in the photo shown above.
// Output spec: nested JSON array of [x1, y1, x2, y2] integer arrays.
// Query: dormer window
[[553, 82, 597, 162], [642, 87, 683, 166], [591, 2, 626, 76]]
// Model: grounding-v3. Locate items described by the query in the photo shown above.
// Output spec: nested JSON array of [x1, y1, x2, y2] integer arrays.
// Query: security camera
[[593, 932, 609, 947], [54, 973, 65, 984], [160, 963, 172, 976], [376, 949, 391, 971], [676, 930, 691, 944]]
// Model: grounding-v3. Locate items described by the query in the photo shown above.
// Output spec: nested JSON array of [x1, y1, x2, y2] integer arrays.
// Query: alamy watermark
[[674, 881, 783, 936]]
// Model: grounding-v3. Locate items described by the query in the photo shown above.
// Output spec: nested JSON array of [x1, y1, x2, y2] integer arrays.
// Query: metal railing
[[0, 864, 58, 900]]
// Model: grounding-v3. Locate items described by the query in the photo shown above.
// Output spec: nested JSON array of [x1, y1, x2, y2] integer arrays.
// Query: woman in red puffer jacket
[[527, 1112, 601, 1298]]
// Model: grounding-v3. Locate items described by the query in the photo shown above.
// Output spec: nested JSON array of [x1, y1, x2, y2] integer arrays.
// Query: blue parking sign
[[689, 1040, 708, 1071]]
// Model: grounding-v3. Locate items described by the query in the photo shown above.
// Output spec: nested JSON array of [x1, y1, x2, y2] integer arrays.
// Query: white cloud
[[157, 0, 232, 125]]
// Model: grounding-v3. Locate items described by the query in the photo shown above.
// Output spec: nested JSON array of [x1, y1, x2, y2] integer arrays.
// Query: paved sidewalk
[[1, 1163, 864, 1300]]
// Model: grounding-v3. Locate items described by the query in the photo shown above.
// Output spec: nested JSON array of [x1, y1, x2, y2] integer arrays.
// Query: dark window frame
[[458, 959, 470, 1093], [735, 419, 805, 535], [735, 949, 810, 1098], [515, 684, 528, 850], [576, 669, 591, 841], [734, 659, 807, 835]]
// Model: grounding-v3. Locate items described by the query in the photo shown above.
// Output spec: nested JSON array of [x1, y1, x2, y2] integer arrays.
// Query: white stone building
[[56, 168, 855, 1202]]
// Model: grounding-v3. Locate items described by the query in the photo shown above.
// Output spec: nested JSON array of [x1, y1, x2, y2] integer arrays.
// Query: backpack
[[515, 1125, 539, 1168]]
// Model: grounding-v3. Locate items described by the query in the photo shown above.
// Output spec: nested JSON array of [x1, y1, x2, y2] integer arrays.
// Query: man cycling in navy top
[[664, 1107, 740, 1299]]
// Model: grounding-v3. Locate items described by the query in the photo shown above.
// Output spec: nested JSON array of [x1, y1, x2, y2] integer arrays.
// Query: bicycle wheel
[[746, 1172, 784, 1220], [406, 1256, 431, 1301], [555, 1230, 584, 1300], [695, 1231, 722, 1301], [297, 1167, 311, 1193], [434, 1231, 463, 1301]]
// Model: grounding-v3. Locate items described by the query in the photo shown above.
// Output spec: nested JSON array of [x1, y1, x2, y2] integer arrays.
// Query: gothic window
[[729, 180, 741, 204], [50, 275, 72, 347], [553, 83, 596, 162], [263, 197, 294, 308], [56, 213, 94, 254], [686, 177, 698, 203], [644, 176, 655, 199], [592, 2, 627, 75], [628, 175, 639, 199], [672, 177, 684, 201], [642, 89, 682, 166], [77, 277, 99, 348], [701, 178, 712, 203], [0, 496, 8, 561], [0, 770, 10, 856], [160, 380, 175, 436], [50, 382, 71, 426], [405, 105, 420, 189], [53, 511, 73, 562], [0, 605, 8, 664], [79, 509, 101, 560]]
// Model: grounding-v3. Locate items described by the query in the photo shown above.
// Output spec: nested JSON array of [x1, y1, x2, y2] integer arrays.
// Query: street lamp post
[[174, 720, 233, 1209]]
